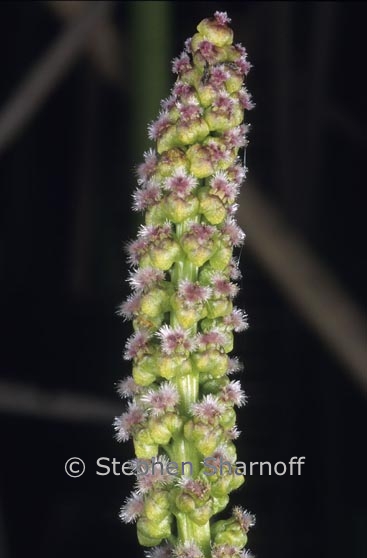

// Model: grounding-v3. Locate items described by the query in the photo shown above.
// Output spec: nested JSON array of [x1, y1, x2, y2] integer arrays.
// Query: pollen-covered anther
[[148, 110, 171, 141], [222, 218, 246, 246], [177, 477, 210, 499], [173, 541, 204, 558], [128, 267, 165, 292], [211, 272, 239, 298], [191, 394, 224, 423], [178, 280, 211, 306], [223, 124, 250, 149], [126, 237, 149, 266], [124, 330, 150, 360], [136, 148, 158, 183], [227, 425, 241, 440], [113, 403, 145, 442], [140, 381, 180, 416], [233, 506, 256, 533], [186, 222, 216, 245], [235, 56, 252, 76], [157, 324, 196, 355], [209, 65, 231, 87], [197, 329, 227, 349], [227, 162, 248, 186], [229, 258, 242, 281], [164, 169, 198, 199], [238, 87, 255, 110], [172, 51, 192, 74], [227, 356, 244, 374], [224, 308, 249, 332], [132, 179, 162, 212], [116, 293, 142, 320], [212, 91, 235, 116], [176, 99, 202, 122], [135, 455, 175, 494], [220, 380, 247, 407], [214, 11, 232, 25], [119, 491, 144, 523], [172, 81, 194, 99], [210, 171, 239, 203], [116, 376, 141, 399], [138, 222, 172, 243], [197, 39, 218, 63]]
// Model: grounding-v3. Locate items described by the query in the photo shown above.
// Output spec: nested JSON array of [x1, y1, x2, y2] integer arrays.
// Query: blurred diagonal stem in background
[[240, 184, 367, 392], [0, 0, 114, 153]]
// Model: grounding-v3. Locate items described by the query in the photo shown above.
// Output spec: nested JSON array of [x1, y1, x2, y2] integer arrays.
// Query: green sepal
[[144, 489, 171, 522], [137, 515, 172, 542], [186, 144, 214, 178], [141, 287, 171, 318], [157, 124, 180, 154], [189, 500, 213, 525], [199, 193, 226, 225]]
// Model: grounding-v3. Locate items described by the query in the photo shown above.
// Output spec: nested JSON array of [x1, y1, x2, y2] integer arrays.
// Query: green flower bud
[[133, 355, 158, 386], [149, 416, 173, 445], [211, 475, 233, 498], [164, 194, 199, 223], [137, 515, 172, 542], [201, 376, 229, 394], [191, 349, 228, 377], [144, 489, 171, 522], [156, 147, 189, 177], [186, 144, 214, 178], [157, 124, 180, 154], [145, 202, 167, 225], [175, 492, 196, 513], [225, 70, 243, 94], [150, 240, 182, 270], [134, 430, 158, 459], [189, 500, 213, 525], [196, 83, 217, 107], [197, 17, 234, 47], [158, 354, 192, 379], [206, 299, 233, 319], [199, 193, 226, 225], [141, 287, 170, 318], [212, 523, 247, 549], [230, 471, 245, 491], [210, 243, 233, 270], [176, 118, 210, 146]]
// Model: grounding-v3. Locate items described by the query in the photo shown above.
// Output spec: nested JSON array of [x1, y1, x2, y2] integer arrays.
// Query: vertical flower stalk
[[115, 12, 255, 558]]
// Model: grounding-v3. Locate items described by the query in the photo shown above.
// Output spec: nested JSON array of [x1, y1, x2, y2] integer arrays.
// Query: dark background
[[0, 2, 366, 557]]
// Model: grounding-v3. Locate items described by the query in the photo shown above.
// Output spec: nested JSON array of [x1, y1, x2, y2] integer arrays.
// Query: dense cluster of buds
[[115, 12, 255, 558]]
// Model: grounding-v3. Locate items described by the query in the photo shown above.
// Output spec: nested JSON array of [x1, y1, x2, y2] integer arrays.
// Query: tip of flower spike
[[119, 491, 144, 523], [214, 11, 232, 25]]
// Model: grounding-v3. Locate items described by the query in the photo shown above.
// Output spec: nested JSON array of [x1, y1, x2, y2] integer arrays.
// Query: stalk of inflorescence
[[114, 12, 255, 558]]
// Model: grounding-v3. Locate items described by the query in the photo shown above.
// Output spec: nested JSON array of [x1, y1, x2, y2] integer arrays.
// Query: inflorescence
[[115, 12, 255, 558]]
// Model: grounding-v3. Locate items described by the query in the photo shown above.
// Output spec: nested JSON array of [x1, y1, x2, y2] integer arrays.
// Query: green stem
[[168, 216, 212, 557]]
